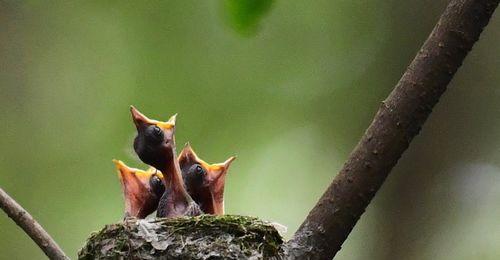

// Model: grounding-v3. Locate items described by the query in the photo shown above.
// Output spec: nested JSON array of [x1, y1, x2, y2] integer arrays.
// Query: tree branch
[[0, 187, 69, 260], [287, 0, 499, 259]]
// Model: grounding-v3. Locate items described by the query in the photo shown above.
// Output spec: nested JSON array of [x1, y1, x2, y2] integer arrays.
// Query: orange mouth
[[112, 159, 164, 218], [130, 106, 176, 131]]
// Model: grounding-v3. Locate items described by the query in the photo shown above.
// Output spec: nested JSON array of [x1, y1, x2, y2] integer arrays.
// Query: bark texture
[[287, 0, 499, 259]]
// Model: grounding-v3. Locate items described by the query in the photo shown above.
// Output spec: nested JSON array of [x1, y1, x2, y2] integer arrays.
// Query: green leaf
[[222, 0, 274, 35]]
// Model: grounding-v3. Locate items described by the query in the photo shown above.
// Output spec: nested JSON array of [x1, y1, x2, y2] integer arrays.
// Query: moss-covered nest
[[78, 215, 285, 259]]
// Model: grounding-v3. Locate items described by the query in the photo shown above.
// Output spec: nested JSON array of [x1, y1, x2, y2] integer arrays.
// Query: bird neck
[[159, 150, 193, 204]]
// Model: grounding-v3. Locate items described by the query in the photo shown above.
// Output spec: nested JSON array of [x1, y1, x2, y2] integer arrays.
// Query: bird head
[[113, 159, 165, 219], [178, 143, 236, 215], [130, 106, 177, 171]]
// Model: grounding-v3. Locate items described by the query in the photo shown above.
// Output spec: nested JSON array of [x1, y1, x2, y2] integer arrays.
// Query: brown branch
[[287, 0, 499, 259], [0, 187, 69, 260]]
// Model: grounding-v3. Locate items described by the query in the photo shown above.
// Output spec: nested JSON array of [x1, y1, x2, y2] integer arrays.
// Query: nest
[[78, 215, 285, 260]]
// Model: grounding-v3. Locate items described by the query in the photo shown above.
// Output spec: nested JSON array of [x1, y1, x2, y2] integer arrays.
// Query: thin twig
[[287, 0, 499, 259], [0, 187, 69, 260]]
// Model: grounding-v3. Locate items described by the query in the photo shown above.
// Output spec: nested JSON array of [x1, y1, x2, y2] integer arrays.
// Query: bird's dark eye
[[150, 175, 165, 197], [145, 125, 164, 142], [152, 126, 162, 137], [193, 164, 205, 175]]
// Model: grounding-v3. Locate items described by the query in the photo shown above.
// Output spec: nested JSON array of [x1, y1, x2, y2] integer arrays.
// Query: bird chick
[[178, 143, 236, 215], [113, 159, 165, 219], [130, 106, 201, 218]]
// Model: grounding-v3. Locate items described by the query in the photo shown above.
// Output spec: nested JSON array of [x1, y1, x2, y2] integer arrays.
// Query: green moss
[[78, 215, 285, 259]]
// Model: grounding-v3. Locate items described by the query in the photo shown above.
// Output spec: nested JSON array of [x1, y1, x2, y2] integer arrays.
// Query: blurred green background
[[1, 1, 499, 259]]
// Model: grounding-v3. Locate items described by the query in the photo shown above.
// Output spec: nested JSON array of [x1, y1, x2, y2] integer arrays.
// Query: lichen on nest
[[78, 215, 285, 259]]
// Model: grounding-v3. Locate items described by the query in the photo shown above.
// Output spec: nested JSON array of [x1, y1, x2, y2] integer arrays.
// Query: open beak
[[178, 142, 200, 164], [113, 159, 151, 185], [207, 156, 237, 182], [113, 159, 157, 219], [130, 106, 152, 130], [130, 105, 176, 131]]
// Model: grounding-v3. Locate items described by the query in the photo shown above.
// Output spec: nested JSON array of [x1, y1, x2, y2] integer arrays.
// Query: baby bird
[[178, 143, 236, 215], [113, 160, 165, 219], [130, 106, 201, 218]]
